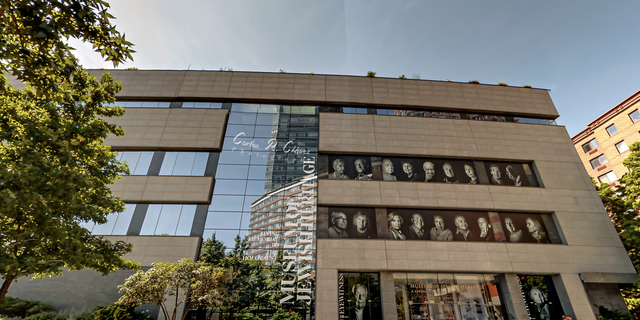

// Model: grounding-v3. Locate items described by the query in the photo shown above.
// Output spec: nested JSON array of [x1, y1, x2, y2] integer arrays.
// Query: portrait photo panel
[[327, 155, 374, 181], [339, 272, 382, 320], [485, 161, 535, 187], [517, 275, 565, 320], [324, 207, 378, 239], [499, 213, 553, 244], [388, 209, 495, 242], [322, 153, 542, 188]]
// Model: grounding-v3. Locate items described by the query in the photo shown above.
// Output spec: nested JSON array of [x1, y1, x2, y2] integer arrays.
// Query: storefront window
[[393, 273, 507, 320]]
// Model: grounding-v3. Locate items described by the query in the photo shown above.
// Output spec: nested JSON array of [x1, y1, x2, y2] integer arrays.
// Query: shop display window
[[393, 273, 507, 320]]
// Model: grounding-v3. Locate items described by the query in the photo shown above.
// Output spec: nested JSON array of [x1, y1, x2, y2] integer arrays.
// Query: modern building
[[571, 89, 640, 184], [6, 70, 637, 320]]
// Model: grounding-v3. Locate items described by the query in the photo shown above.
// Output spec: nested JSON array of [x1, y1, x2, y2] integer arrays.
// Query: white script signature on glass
[[233, 132, 311, 155]]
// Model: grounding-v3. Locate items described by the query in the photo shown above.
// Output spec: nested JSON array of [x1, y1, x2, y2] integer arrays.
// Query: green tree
[[0, 0, 137, 306], [594, 142, 640, 317], [200, 235, 266, 319], [118, 258, 232, 320]]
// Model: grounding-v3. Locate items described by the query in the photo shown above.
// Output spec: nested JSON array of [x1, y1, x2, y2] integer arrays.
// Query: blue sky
[[74, 0, 640, 136]]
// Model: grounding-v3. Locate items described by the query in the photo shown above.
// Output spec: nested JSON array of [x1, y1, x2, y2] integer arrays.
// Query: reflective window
[[107, 101, 171, 108], [207, 103, 319, 248], [116, 152, 153, 175], [108, 101, 222, 109], [630, 109, 640, 123], [159, 152, 209, 176], [615, 141, 629, 153], [320, 106, 557, 125], [581, 138, 598, 153], [140, 204, 196, 236], [606, 124, 618, 136], [598, 171, 618, 184], [81, 204, 136, 235], [590, 154, 607, 168], [182, 102, 222, 109]]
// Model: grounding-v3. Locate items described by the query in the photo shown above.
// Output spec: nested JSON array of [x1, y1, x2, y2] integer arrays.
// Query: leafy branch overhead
[[0, 0, 138, 306], [0, 0, 135, 87]]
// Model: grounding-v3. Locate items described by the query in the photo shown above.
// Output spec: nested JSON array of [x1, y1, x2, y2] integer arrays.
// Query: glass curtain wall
[[205, 103, 319, 250]]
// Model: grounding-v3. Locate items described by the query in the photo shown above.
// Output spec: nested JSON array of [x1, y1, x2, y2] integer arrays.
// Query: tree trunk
[[0, 276, 17, 306]]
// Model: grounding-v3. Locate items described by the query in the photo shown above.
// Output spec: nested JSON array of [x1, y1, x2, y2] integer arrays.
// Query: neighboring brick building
[[5, 70, 637, 320], [571, 90, 640, 184]]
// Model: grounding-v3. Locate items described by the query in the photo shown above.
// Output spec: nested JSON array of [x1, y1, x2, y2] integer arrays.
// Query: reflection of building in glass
[[392, 109, 461, 119], [263, 106, 319, 193], [247, 174, 317, 267]]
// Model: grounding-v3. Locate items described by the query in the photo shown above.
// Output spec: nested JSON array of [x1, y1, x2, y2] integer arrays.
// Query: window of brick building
[[630, 109, 640, 123], [582, 138, 598, 153], [598, 171, 618, 184], [590, 154, 607, 168], [606, 124, 618, 136], [616, 141, 629, 153]]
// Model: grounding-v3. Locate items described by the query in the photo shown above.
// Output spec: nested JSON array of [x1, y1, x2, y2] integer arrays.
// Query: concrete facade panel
[[111, 176, 214, 203], [104, 108, 228, 150]]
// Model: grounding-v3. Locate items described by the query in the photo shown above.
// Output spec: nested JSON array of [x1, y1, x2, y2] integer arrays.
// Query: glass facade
[[208, 103, 319, 252]]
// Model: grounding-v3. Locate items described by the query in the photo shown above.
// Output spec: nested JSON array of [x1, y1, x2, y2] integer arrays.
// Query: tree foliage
[[198, 236, 313, 319], [200, 235, 268, 319], [594, 142, 640, 317], [0, 0, 138, 306], [118, 258, 232, 320]]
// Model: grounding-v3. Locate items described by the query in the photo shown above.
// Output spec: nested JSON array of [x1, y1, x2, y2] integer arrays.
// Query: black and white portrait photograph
[[328, 157, 351, 180], [326, 207, 377, 239], [328, 210, 350, 238], [518, 275, 565, 320], [430, 214, 454, 241], [525, 217, 550, 243], [389, 210, 495, 243], [485, 162, 531, 187], [381, 158, 398, 181], [422, 160, 436, 182], [338, 272, 382, 320], [399, 159, 423, 182], [407, 213, 427, 240], [387, 211, 406, 240], [453, 215, 478, 241], [477, 216, 493, 241], [354, 157, 374, 180], [500, 213, 551, 244], [464, 164, 479, 185], [327, 155, 375, 181]]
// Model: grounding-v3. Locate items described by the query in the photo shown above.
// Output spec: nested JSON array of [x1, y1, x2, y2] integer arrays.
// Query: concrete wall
[[105, 108, 228, 150], [314, 113, 634, 320], [111, 176, 214, 203], [5, 236, 199, 317], [584, 283, 629, 315], [92, 70, 559, 118]]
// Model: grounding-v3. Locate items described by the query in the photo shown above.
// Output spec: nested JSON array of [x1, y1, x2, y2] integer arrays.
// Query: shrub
[[23, 312, 67, 320], [234, 310, 262, 320], [0, 297, 51, 318], [497, 82, 508, 86], [93, 303, 149, 320], [398, 75, 407, 79], [468, 80, 480, 84], [271, 309, 302, 320], [366, 71, 376, 77], [523, 84, 532, 88]]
